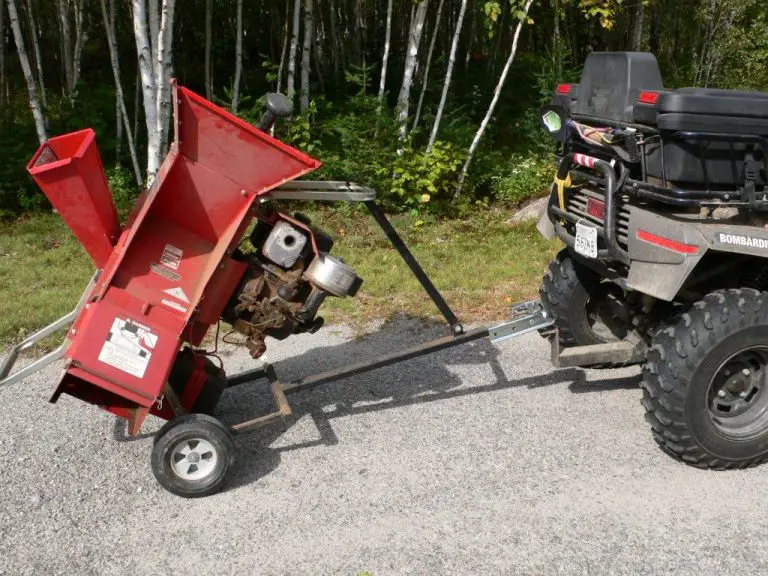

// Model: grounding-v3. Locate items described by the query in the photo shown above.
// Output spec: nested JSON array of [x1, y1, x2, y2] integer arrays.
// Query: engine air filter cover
[[305, 254, 360, 297]]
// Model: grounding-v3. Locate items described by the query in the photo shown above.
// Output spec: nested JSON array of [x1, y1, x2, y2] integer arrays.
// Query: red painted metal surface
[[36, 83, 321, 433], [27, 129, 120, 268]]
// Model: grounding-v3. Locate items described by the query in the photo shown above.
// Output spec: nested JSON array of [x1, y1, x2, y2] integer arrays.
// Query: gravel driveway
[[2, 316, 767, 575]]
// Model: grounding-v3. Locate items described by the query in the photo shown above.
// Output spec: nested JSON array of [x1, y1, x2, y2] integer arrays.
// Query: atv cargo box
[[644, 88, 768, 188]]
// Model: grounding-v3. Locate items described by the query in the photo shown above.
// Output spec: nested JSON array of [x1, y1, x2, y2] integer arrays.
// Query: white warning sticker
[[159, 244, 183, 270], [98, 318, 158, 378], [161, 298, 188, 313], [162, 286, 190, 303]]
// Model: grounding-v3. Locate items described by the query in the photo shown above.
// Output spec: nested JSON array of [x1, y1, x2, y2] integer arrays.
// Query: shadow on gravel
[[195, 313, 643, 492]]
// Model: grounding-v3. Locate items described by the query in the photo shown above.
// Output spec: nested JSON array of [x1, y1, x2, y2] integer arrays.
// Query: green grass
[[0, 206, 559, 351]]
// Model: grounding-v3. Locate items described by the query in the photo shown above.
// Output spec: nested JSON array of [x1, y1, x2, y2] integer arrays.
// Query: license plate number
[[574, 221, 598, 259]]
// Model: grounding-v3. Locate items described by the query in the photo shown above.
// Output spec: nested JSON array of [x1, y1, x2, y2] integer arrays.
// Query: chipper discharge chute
[[0, 83, 551, 497]]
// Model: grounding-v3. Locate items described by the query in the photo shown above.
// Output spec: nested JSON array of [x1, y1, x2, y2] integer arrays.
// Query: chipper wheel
[[540, 249, 631, 349], [151, 413, 235, 497], [642, 289, 768, 469]]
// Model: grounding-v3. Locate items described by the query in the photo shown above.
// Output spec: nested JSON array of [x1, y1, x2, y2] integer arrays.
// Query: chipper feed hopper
[[0, 83, 551, 497]]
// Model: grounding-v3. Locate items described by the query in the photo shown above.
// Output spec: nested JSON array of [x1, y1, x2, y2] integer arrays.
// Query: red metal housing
[[31, 82, 321, 434]]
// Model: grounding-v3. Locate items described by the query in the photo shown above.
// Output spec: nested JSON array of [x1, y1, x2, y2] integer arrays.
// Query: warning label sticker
[[159, 244, 183, 270], [163, 286, 190, 303], [150, 262, 181, 282], [161, 298, 188, 313], [98, 318, 158, 378]]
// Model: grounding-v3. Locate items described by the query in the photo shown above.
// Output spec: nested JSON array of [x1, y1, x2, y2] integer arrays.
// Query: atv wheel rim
[[707, 348, 768, 440], [170, 438, 218, 481]]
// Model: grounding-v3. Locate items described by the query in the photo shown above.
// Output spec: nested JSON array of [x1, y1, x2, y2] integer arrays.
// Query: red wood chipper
[[0, 84, 551, 497]]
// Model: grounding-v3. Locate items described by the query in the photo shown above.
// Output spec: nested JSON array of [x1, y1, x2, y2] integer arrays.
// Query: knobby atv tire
[[642, 288, 768, 469]]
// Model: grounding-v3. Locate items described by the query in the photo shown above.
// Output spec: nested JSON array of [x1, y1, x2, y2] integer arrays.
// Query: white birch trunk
[[276, 0, 289, 93], [101, 0, 143, 186], [204, 0, 212, 98], [25, 0, 45, 108], [412, 0, 444, 131], [286, 0, 301, 101], [299, 0, 312, 112], [375, 0, 393, 117], [396, 0, 429, 143], [155, 0, 176, 160], [57, 0, 73, 102], [232, 0, 243, 112], [455, 0, 533, 197], [6, 0, 46, 143], [132, 0, 159, 180], [72, 0, 85, 91], [148, 0, 159, 62], [426, 0, 466, 153]]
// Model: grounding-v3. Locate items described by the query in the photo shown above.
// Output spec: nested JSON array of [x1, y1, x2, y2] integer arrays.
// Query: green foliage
[[390, 140, 464, 209], [490, 153, 553, 206], [108, 166, 141, 219]]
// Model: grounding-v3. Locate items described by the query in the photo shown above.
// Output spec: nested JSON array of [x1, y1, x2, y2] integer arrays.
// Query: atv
[[538, 52, 768, 469]]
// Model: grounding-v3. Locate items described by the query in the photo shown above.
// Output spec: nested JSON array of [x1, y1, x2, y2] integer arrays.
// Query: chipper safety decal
[[97, 318, 158, 378]]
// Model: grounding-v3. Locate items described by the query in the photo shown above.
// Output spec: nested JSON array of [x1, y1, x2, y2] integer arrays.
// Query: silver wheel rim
[[170, 438, 218, 481]]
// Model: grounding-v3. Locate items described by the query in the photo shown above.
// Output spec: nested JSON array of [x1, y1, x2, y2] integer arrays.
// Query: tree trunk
[[132, 0, 160, 180], [6, 0, 46, 143], [328, 1, 344, 73], [412, 0, 444, 131], [396, 0, 429, 143], [455, 0, 533, 197], [276, 0, 288, 92], [299, 0, 312, 112], [155, 0, 176, 159], [232, 0, 243, 112], [375, 0, 393, 114], [72, 0, 86, 91], [632, 0, 644, 51], [24, 0, 45, 109], [286, 0, 301, 101], [57, 0, 74, 102], [204, 0, 212, 98], [148, 0, 159, 61], [426, 0, 466, 153], [101, 0, 143, 186], [112, 0, 122, 163]]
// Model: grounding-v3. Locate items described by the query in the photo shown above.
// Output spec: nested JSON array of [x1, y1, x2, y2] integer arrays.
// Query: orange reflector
[[638, 91, 660, 105], [637, 229, 698, 254]]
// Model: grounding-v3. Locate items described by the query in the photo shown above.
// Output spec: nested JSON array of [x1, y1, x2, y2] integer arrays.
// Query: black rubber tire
[[642, 288, 768, 469], [151, 413, 235, 497], [540, 248, 610, 347]]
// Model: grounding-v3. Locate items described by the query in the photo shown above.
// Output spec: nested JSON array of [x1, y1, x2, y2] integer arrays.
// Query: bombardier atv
[[539, 52, 768, 469]]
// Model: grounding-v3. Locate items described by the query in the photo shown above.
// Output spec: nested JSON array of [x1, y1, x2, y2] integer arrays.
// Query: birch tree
[[204, 0, 212, 99], [286, 0, 301, 101], [24, 0, 45, 109], [155, 0, 176, 155], [6, 0, 46, 143], [412, 0, 445, 131], [133, 0, 159, 178], [396, 0, 429, 143], [426, 0, 467, 153], [299, 0, 313, 112], [72, 0, 86, 90], [276, 0, 289, 93], [57, 0, 74, 102], [455, 0, 533, 197], [232, 0, 243, 113], [632, 0, 644, 51], [101, 0, 143, 186], [375, 0, 393, 120]]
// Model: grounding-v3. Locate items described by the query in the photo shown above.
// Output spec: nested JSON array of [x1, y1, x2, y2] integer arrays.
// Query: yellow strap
[[554, 174, 572, 210]]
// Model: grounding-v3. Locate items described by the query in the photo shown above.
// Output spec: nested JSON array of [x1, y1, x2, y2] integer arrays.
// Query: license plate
[[574, 221, 598, 259]]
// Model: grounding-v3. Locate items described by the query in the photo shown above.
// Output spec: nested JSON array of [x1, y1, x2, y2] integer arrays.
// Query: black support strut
[[365, 200, 463, 334]]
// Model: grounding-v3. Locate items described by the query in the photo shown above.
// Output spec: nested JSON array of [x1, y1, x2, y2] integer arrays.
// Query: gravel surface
[[2, 316, 768, 575]]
